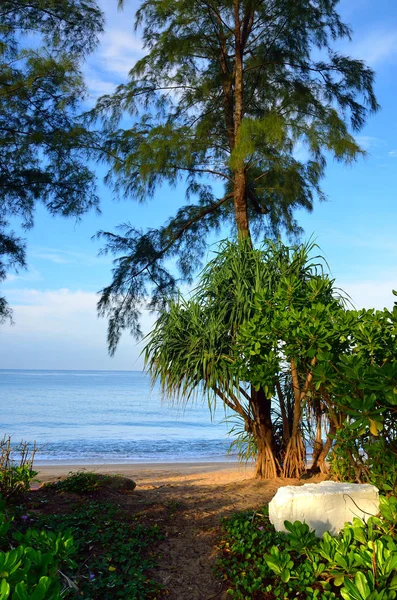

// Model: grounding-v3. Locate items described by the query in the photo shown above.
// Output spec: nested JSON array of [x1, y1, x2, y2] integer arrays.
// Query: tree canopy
[[94, 0, 378, 352], [144, 239, 338, 478], [145, 239, 397, 480], [240, 278, 397, 483], [0, 0, 103, 320]]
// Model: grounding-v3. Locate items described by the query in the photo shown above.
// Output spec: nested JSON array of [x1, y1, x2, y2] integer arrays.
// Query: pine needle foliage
[[94, 0, 378, 352], [0, 0, 104, 320]]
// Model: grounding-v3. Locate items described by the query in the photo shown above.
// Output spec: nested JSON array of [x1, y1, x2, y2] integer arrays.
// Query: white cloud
[[84, 0, 144, 99], [84, 76, 117, 98], [30, 247, 111, 267], [388, 150, 397, 158], [97, 29, 143, 78], [348, 29, 397, 66], [5, 267, 42, 284], [0, 288, 156, 370], [339, 280, 396, 311], [354, 136, 385, 151]]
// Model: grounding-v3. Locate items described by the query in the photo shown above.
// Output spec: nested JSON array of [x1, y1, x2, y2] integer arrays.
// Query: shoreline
[[35, 461, 255, 486], [34, 457, 240, 466]]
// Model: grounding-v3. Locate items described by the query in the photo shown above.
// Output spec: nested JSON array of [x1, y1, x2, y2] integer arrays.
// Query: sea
[[0, 370, 238, 465]]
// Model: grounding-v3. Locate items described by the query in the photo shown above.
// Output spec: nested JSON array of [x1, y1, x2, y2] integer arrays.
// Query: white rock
[[269, 481, 379, 537]]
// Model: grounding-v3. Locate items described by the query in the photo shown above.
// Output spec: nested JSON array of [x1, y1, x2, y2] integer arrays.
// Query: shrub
[[218, 497, 397, 600], [0, 437, 38, 499], [0, 501, 76, 600], [44, 471, 134, 495]]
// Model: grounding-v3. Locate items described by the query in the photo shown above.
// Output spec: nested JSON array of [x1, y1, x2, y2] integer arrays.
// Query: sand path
[[36, 463, 304, 599]]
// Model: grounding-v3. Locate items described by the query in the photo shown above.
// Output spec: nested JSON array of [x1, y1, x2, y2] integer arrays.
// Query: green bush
[[0, 466, 38, 501], [0, 501, 75, 600], [218, 497, 397, 600], [43, 471, 130, 495], [31, 500, 164, 599], [329, 434, 397, 496], [0, 437, 38, 499]]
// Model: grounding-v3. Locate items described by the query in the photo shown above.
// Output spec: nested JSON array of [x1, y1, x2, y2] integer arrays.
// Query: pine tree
[[94, 0, 378, 352], [0, 0, 103, 319]]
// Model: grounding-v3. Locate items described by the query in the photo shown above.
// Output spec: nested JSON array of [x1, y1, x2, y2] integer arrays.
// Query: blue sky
[[1, 0, 396, 370]]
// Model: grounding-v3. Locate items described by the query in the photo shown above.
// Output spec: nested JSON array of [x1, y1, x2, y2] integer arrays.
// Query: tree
[[237, 264, 397, 480], [94, 0, 378, 352], [145, 238, 343, 478], [314, 296, 397, 493], [236, 247, 349, 478], [0, 0, 104, 319], [150, 238, 395, 480]]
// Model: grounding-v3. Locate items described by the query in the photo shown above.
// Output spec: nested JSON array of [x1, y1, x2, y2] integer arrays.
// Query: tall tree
[[145, 239, 342, 478], [0, 0, 104, 319], [94, 0, 378, 352]]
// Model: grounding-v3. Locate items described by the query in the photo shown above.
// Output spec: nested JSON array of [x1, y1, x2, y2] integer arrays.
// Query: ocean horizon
[[0, 369, 239, 465]]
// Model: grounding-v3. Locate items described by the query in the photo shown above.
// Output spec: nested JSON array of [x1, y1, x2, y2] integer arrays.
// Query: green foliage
[[0, 438, 38, 499], [0, 504, 76, 600], [32, 500, 163, 599], [0, 494, 163, 600], [0, 0, 103, 321], [235, 241, 397, 478], [218, 497, 397, 600], [44, 471, 137, 496], [93, 0, 378, 353], [146, 238, 333, 477], [314, 306, 397, 490], [44, 471, 114, 494], [0, 467, 37, 501]]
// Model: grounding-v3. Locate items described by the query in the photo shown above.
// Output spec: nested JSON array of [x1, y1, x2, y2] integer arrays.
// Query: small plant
[[0, 503, 76, 600], [0, 436, 38, 499], [45, 471, 135, 495], [45, 471, 105, 494], [284, 519, 318, 553]]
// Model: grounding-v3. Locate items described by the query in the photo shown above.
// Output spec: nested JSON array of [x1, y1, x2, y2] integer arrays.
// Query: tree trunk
[[276, 378, 291, 448], [282, 357, 315, 478], [232, 1, 251, 241], [233, 167, 250, 239], [254, 429, 279, 479], [251, 387, 280, 478], [315, 421, 336, 474], [310, 406, 324, 471], [283, 431, 306, 479]]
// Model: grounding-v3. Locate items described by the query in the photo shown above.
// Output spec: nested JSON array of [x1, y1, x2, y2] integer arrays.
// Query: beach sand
[[35, 461, 255, 488], [33, 462, 311, 599]]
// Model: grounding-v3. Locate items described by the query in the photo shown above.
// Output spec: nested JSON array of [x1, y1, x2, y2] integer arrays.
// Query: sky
[[1, 0, 396, 371]]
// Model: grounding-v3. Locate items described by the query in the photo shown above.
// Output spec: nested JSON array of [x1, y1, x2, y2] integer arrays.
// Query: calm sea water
[[0, 370, 237, 464]]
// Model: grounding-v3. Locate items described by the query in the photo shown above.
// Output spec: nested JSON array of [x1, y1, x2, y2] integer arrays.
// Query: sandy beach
[[35, 461, 255, 488]]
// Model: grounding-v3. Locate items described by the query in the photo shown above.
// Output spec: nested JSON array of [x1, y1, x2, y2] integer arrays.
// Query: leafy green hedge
[[218, 496, 397, 600]]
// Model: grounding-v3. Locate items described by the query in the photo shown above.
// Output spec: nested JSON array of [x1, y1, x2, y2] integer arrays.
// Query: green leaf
[[334, 574, 345, 587], [0, 579, 10, 600], [280, 568, 291, 583]]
